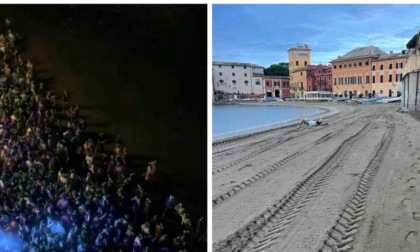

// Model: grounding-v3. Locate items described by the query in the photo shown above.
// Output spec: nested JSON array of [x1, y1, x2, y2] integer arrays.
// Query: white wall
[[212, 63, 265, 94]]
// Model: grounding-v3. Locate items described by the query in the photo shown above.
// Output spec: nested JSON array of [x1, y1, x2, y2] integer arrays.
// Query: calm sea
[[213, 104, 325, 139]]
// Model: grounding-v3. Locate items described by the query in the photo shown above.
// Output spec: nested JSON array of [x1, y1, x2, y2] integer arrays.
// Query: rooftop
[[374, 52, 410, 62], [331, 45, 387, 62], [288, 44, 311, 51], [213, 61, 264, 68]]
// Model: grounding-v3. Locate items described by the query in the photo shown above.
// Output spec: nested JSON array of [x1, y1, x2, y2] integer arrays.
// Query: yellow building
[[288, 44, 311, 98]]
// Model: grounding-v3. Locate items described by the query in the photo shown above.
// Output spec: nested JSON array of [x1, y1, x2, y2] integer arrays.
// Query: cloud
[[213, 4, 420, 68]]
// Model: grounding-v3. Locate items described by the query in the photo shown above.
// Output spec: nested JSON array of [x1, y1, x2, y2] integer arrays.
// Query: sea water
[[213, 104, 325, 139]]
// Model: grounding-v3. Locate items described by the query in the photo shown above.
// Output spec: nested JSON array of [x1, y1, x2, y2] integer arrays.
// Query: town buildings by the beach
[[288, 44, 311, 98], [306, 64, 332, 92], [213, 42, 413, 101], [331, 46, 409, 98], [212, 61, 264, 95], [263, 76, 290, 98]]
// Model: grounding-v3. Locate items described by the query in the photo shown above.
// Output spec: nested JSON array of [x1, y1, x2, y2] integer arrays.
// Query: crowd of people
[[0, 18, 206, 252]]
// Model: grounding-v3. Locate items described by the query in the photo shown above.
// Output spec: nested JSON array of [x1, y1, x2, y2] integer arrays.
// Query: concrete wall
[[401, 70, 420, 112]]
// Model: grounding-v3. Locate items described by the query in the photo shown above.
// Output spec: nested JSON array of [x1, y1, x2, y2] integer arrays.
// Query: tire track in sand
[[213, 120, 374, 252], [318, 125, 394, 252], [213, 115, 376, 207]]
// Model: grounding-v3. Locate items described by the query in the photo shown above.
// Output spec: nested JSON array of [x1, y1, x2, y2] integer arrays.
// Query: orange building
[[331, 46, 383, 98], [331, 45, 409, 98], [288, 44, 311, 98], [371, 52, 409, 97], [263, 76, 290, 98]]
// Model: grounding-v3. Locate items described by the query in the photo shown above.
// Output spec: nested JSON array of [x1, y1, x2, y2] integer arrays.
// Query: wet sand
[[213, 102, 420, 252], [0, 5, 206, 222]]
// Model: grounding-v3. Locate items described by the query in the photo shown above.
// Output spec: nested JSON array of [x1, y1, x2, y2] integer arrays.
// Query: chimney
[[402, 50, 405, 55]]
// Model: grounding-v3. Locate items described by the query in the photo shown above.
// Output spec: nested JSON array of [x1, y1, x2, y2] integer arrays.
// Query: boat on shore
[[376, 96, 402, 103]]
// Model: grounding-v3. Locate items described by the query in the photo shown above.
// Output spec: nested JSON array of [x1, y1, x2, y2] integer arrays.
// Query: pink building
[[263, 76, 290, 98], [306, 64, 332, 92]]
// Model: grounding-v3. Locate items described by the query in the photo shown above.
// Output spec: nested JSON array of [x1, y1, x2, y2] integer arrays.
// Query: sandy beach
[[213, 101, 420, 252]]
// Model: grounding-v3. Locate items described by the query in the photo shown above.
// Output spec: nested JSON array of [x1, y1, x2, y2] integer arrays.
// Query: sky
[[213, 4, 420, 68]]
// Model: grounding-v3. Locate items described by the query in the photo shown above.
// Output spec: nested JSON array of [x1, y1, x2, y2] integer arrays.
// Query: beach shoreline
[[213, 101, 340, 142]]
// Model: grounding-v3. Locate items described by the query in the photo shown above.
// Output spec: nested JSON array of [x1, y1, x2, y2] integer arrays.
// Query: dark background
[[0, 4, 207, 220]]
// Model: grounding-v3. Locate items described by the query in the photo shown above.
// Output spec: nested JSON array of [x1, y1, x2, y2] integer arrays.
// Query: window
[[334, 78, 337, 85], [244, 73, 247, 77], [329, 75, 331, 80], [232, 65, 234, 69], [334, 65, 337, 69], [256, 80, 261, 85], [232, 80, 236, 85], [389, 63, 392, 69], [219, 72, 222, 76], [296, 61, 299, 66], [389, 74, 392, 82], [366, 61, 369, 65], [396, 63, 399, 69], [372, 65, 376, 71], [354, 63, 356, 67], [373, 76, 376, 83], [245, 81, 249, 86], [400, 74, 402, 81], [380, 64, 383, 70], [266, 81, 269, 86], [232, 73, 235, 76], [219, 65, 222, 68], [339, 65, 342, 68], [300, 82, 303, 89], [400, 62, 403, 68], [304, 61, 307, 66], [396, 74, 399, 82], [380, 75, 383, 83], [380, 90, 383, 94], [359, 62, 362, 66], [358, 76, 362, 84], [345, 77, 347, 85], [366, 75, 370, 84], [244, 66, 247, 69], [300, 72, 302, 76], [344, 64, 347, 68]]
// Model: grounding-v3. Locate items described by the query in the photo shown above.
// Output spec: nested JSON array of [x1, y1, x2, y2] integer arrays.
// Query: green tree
[[264, 62, 289, 76], [406, 33, 418, 49]]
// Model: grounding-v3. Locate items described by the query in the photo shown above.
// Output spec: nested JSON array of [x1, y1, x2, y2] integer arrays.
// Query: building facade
[[371, 52, 409, 97], [331, 45, 408, 98], [288, 44, 311, 98], [263, 76, 290, 98], [212, 61, 264, 95], [306, 64, 332, 92], [401, 30, 420, 112], [331, 46, 383, 98]]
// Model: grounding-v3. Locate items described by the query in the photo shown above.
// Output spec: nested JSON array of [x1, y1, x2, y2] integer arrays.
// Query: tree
[[406, 33, 418, 49], [264, 62, 289, 76]]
